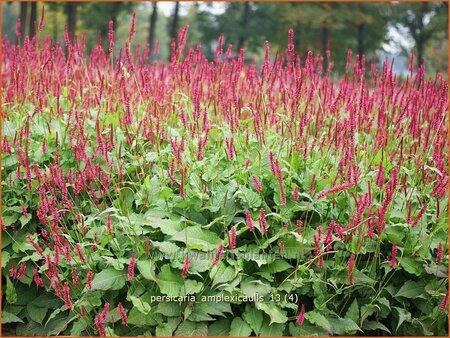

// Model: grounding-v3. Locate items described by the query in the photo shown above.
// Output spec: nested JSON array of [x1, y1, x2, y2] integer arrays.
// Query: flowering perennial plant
[[1, 17, 448, 336]]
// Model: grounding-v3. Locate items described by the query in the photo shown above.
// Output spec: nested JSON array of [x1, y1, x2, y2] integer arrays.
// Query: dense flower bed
[[1, 20, 448, 336]]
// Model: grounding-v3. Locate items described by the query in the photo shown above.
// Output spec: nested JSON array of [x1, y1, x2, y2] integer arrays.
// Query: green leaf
[[243, 304, 264, 336], [156, 323, 173, 336], [16, 320, 46, 336], [282, 235, 310, 259], [393, 306, 412, 332], [399, 257, 423, 276], [394, 280, 426, 299], [238, 186, 262, 208], [328, 317, 361, 335], [230, 317, 253, 336], [127, 307, 158, 326], [91, 268, 127, 291], [362, 321, 391, 334], [211, 263, 236, 287], [157, 265, 184, 296], [259, 322, 285, 336], [2, 311, 24, 324], [289, 322, 328, 336], [130, 211, 183, 236], [26, 304, 47, 325], [2, 251, 10, 269], [46, 313, 76, 336], [156, 302, 181, 317], [6, 277, 17, 304], [183, 280, 203, 295], [137, 260, 157, 282], [383, 225, 407, 245], [261, 260, 293, 274], [130, 296, 151, 315], [171, 226, 222, 251], [208, 319, 230, 336], [255, 302, 288, 324], [175, 320, 208, 336], [70, 319, 88, 336], [241, 279, 272, 298], [189, 302, 232, 322], [305, 311, 333, 334], [345, 299, 359, 323]]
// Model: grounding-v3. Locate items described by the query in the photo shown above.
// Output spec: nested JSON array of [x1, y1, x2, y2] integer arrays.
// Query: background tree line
[[2, 1, 448, 75]]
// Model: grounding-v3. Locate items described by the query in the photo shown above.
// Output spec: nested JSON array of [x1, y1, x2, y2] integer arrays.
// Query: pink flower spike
[[296, 304, 305, 325], [212, 245, 224, 266], [245, 210, 255, 232], [389, 244, 398, 268], [251, 175, 263, 193], [293, 186, 300, 201], [128, 255, 136, 281], [117, 302, 128, 325], [229, 227, 237, 249], [182, 257, 190, 279]]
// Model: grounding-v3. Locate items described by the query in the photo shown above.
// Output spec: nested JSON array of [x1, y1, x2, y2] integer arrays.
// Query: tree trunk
[[357, 23, 364, 58], [238, 1, 251, 50], [148, 2, 158, 47], [170, 2, 180, 40], [321, 23, 328, 71], [66, 2, 78, 42], [29, 2, 37, 38], [294, 20, 301, 56], [19, 2, 28, 43], [417, 34, 424, 68]]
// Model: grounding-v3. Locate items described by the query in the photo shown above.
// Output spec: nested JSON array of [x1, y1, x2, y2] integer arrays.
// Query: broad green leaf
[[171, 226, 222, 251], [289, 322, 328, 336], [16, 320, 46, 336], [2, 311, 24, 324], [156, 323, 173, 336], [383, 225, 407, 245], [211, 263, 236, 287], [152, 241, 180, 257], [345, 299, 359, 323], [137, 259, 157, 282], [91, 268, 126, 291], [175, 320, 208, 336], [393, 306, 412, 332], [6, 277, 17, 304], [157, 265, 184, 296], [208, 319, 230, 336], [230, 317, 253, 336], [243, 304, 264, 336], [261, 260, 293, 274], [238, 186, 262, 208], [156, 302, 181, 317], [183, 279, 203, 295], [26, 304, 47, 325], [362, 320, 391, 334], [328, 317, 361, 334], [259, 322, 285, 336], [127, 307, 158, 326], [70, 319, 88, 336], [130, 296, 151, 314], [399, 257, 423, 276], [46, 313, 76, 336], [305, 311, 333, 334], [255, 302, 288, 324], [189, 302, 232, 322], [394, 280, 426, 299], [130, 211, 183, 236], [241, 279, 272, 298]]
